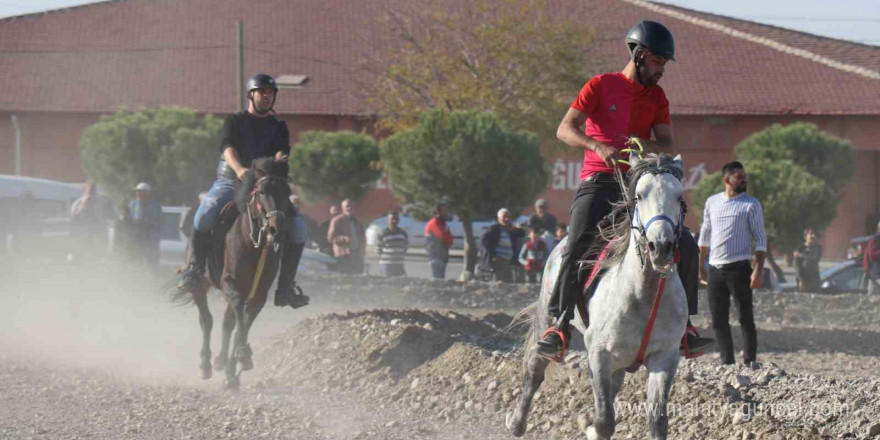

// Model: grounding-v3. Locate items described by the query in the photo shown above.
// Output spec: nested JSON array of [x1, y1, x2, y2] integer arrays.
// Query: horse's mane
[[586, 153, 683, 271], [234, 157, 290, 214]]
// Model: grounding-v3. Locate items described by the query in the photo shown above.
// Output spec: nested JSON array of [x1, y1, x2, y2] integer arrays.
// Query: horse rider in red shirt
[[536, 21, 714, 360]]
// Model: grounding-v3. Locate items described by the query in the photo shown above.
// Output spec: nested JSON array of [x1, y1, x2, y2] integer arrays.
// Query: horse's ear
[[671, 154, 685, 173]]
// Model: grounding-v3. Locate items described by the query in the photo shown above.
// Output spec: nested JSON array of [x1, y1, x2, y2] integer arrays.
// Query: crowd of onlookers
[[1, 181, 163, 268], [299, 198, 567, 284]]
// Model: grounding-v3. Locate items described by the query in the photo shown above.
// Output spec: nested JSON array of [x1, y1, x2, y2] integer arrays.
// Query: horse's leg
[[193, 284, 213, 380], [586, 350, 616, 440], [233, 298, 265, 372], [645, 349, 679, 440], [505, 347, 550, 437], [214, 304, 234, 372]]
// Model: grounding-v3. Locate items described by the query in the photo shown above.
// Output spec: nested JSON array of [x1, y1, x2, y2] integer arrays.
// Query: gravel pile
[[256, 308, 880, 440]]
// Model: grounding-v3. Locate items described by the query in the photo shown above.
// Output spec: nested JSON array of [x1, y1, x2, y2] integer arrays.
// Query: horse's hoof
[[200, 364, 212, 380], [235, 345, 253, 371], [225, 377, 240, 391], [214, 356, 227, 372], [506, 411, 525, 437]]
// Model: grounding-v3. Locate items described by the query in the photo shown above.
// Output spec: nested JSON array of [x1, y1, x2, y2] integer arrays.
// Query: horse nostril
[[648, 242, 656, 252], [268, 226, 277, 236]]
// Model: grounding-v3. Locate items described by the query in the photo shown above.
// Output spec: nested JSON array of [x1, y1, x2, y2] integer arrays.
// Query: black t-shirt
[[219, 112, 290, 169]]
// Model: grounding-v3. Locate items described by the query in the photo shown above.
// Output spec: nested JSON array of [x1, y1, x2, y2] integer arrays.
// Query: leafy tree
[[79, 107, 222, 205], [359, 0, 595, 141], [288, 131, 381, 203], [380, 109, 549, 277], [735, 122, 856, 192]]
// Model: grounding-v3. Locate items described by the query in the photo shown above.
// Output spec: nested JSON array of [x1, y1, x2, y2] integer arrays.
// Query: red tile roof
[[0, 0, 877, 116]]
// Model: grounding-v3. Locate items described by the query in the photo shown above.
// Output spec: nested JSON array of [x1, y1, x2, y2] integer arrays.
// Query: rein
[[243, 174, 287, 303]]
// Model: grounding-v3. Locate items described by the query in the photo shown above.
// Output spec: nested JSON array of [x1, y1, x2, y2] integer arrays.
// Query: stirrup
[[681, 324, 707, 359], [536, 327, 568, 363], [275, 283, 309, 309]]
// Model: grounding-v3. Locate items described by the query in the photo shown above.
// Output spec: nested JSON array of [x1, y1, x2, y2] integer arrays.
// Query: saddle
[[574, 241, 614, 330]]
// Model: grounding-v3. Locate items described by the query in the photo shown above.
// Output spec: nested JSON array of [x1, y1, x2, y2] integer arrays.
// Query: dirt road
[[2, 261, 879, 440]]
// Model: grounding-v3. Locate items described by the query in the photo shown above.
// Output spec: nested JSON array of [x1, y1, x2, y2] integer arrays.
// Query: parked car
[[779, 259, 866, 293], [1, 175, 88, 257], [365, 214, 497, 252]]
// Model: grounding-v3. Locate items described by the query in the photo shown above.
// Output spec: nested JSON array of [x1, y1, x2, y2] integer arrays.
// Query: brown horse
[[175, 157, 291, 389]]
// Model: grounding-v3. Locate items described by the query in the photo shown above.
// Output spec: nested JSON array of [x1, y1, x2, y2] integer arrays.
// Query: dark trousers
[[550, 173, 700, 323], [527, 271, 542, 284], [707, 260, 757, 365]]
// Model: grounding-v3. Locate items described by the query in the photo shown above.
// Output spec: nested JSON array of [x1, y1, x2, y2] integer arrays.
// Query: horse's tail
[[506, 301, 539, 368]]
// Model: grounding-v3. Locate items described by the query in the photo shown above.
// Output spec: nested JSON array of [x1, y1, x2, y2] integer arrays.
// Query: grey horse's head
[[627, 153, 685, 272]]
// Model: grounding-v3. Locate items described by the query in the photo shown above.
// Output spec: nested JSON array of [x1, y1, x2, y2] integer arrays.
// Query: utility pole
[[10, 114, 21, 175], [237, 20, 245, 112]]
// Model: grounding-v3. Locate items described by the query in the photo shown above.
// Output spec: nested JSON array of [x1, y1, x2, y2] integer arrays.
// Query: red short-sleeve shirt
[[571, 72, 670, 181]]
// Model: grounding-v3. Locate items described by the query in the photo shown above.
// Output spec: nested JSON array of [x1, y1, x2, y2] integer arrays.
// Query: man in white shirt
[[698, 161, 766, 366]]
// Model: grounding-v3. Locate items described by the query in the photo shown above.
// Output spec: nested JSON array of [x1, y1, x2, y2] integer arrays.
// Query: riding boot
[[177, 229, 210, 292], [275, 241, 309, 309], [680, 318, 714, 355]]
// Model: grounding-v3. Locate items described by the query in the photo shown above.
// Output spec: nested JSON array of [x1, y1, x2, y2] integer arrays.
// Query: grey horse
[[507, 153, 689, 440]]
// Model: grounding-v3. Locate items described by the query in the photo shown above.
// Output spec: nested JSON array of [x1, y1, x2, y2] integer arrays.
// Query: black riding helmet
[[625, 20, 675, 62], [246, 73, 278, 114]]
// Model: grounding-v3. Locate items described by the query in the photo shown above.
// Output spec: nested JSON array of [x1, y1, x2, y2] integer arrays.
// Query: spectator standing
[[112, 201, 138, 262], [425, 203, 454, 280], [480, 208, 525, 283], [318, 205, 340, 256], [519, 227, 548, 284], [328, 199, 366, 274], [129, 182, 163, 267], [70, 182, 115, 261], [528, 199, 558, 233], [793, 228, 822, 292], [864, 221, 880, 295], [698, 161, 766, 366], [555, 223, 567, 242], [377, 210, 408, 277]]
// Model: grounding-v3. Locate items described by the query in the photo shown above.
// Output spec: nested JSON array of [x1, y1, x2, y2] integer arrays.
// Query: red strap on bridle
[[633, 246, 681, 366], [634, 276, 665, 366]]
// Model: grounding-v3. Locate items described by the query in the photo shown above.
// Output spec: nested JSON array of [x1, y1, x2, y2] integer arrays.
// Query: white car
[[365, 215, 498, 251]]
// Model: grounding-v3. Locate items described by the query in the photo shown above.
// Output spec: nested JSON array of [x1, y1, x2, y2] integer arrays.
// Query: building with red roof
[[0, 0, 877, 258]]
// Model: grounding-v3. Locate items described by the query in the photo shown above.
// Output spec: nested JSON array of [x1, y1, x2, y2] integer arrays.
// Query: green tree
[[359, 0, 595, 141], [288, 131, 382, 203], [79, 107, 222, 205], [380, 109, 549, 278], [735, 122, 856, 192]]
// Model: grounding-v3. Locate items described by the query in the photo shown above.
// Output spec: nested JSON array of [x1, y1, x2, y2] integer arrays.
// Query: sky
[[0, 0, 878, 46]]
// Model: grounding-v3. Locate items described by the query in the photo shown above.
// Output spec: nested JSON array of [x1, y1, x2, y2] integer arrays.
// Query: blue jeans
[[430, 259, 447, 279], [193, 178, 306, 244]]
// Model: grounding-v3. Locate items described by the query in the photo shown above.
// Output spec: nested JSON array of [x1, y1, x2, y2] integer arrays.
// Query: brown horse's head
[[235, 157, 291, 250]]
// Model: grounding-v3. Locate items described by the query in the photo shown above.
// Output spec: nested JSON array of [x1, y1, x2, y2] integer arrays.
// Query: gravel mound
[[256, 308, 880, 440]]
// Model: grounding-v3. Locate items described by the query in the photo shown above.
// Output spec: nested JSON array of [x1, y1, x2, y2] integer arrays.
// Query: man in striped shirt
[[698, 161, 766, 366], [377, 210, 409, 277]]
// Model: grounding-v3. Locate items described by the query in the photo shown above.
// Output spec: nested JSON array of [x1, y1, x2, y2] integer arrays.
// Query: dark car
[[780, 259, 866, 293]]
